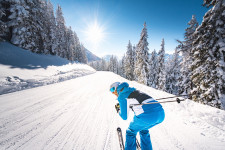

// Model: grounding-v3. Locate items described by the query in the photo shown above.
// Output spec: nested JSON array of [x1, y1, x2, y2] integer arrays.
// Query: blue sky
[[51, 0, 208, 58]]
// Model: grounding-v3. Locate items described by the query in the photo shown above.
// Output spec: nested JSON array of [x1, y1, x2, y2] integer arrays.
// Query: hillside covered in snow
[[0, 42, 95, 95]]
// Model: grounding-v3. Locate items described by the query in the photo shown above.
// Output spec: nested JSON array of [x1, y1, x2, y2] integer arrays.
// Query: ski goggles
[[110, 82, 120, 93], [110, 87, 116, 93]]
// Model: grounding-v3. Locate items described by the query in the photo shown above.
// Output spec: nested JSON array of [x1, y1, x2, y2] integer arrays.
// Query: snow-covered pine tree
[[73, 31, 83, 63], [134, 22, 150, 85], [100, 58, 107, 71], [23, 0, 47, 53], [7, 0, 49, 53], [46, 0, 57, 55], [1, 0, 86, 62], [80, 44, 88, 64], [125, 40, 135, 80], [132, 45, 136, 63], [157, 38, 166, 90], [133, 45, 137, 80], [36, 0, 50, 54], [108, 55, 114, 73], [65, 27, 76, 61], [109, 55, 118, 74], [77, 44, 83, 63], [131, 45, 135, 78], [165, 48, 181, 95], [7, 0, 30, 48], [0, 1, 7, 41], [73, 31, 79, 62], [96, 61, 101, 71], [178, 15, 198, 96], [148, 49, 158, 88], [191, 0, 225, 109], [89, 61, 94, 69], [117, 55, 126, 77], [56, 5, 67, 58]]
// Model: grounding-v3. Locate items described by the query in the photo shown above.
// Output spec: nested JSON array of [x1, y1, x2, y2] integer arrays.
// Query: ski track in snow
[[0, 72, 225, 150]]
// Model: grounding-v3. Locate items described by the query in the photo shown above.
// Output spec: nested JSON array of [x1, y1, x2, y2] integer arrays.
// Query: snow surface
[[0, 42, 96, 95], [0, 42, 225, 150], [0, 71, 225, 150]]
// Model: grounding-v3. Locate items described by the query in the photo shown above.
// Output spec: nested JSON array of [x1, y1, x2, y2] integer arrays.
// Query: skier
[[110, 82, 165, 150]]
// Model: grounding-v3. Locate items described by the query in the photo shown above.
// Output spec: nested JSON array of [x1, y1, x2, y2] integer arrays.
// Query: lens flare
[[85, 21, 105, 46]]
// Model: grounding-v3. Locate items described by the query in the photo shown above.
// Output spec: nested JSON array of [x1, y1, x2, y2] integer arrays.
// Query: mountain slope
[[85, 48, 101, 62], [0, 42, 95, 95], [0, 71, 224, 150]]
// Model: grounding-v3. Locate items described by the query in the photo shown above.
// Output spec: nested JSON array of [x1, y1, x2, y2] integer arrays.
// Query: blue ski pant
[[125, 109, 165, 150]]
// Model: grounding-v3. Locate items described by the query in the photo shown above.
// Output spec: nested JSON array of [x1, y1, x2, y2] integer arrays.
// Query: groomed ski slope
[[0, 72, 225, 150]]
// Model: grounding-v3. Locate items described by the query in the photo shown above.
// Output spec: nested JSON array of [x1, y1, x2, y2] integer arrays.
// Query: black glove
[[115, 103, 120, 113]]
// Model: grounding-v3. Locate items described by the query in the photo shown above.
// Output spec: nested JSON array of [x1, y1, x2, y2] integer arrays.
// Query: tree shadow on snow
[[0, 42, 71, 69]]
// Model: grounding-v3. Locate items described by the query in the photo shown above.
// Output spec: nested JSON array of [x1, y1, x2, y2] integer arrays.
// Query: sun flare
[[85, 21, 105, 45]]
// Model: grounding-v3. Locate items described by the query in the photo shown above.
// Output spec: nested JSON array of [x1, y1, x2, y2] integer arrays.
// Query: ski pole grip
[[176, 98, 181, 103], [176, 98, 186, 103]]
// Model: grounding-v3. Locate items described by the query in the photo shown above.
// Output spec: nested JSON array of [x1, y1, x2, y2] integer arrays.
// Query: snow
[[0, 72, 224, 150], [0, 42, 225, 150], [0, 42, 95, 95]]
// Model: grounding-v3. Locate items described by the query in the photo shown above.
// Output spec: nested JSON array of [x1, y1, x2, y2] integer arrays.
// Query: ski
[[136, 138, 141, 150], [117, 127, 125, 150]]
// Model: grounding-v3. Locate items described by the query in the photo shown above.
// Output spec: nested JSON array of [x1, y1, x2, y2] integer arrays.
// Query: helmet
[[110, 82, 120, 93]]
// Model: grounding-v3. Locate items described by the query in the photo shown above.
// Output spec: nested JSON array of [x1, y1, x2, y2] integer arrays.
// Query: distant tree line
[[90, 0, 225, 110], [0, 0, 87, 63]]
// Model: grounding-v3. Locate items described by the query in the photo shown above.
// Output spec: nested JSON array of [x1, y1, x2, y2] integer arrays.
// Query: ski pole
[[130, 98, 185, 107], [154, 95, 188, 101]]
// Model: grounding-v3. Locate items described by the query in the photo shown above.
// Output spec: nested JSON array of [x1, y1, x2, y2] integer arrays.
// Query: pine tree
[[100, 58, 107, 71], [76, 43, 83, 63], [73, 31, 83, 62], [157, 38, 166, 90], [0, 1, 7, 41], [125, 40, 135, 80], [118, 55, 126, 77], [133, 45, 137, 80], [66, 27, 76, 61], [80, 44, 88, 64], [109, 55, 118, 74], [7, 0, 30, 48], [46, 0, 57, 55], [37, 0, 50, 54], [148, 49, 158, 88], [56, 5, 67, 58], [165, 48, 181, 94], [191, 0, 225, 109], [134, 22, 150, 85], [178, 15, 198, 96], [132, 45, 136, 63], [23, 0, 47, 53], [22, 0, 39, 52], [1, 0, 87, 62]]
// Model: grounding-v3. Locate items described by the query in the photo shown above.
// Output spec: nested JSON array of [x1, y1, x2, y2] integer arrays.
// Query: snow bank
[[0, 42, 96, 95]]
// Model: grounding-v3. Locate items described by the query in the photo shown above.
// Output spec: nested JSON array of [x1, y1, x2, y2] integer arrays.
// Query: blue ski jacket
[[116, 82, 163, 120]]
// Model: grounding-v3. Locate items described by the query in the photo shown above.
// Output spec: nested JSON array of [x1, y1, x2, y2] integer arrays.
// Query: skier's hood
[[116, 82, 135, 95]]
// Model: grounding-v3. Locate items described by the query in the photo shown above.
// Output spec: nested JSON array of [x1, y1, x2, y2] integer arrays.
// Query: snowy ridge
[[0, 42, 96, 95], [0, 67, 94, 95]]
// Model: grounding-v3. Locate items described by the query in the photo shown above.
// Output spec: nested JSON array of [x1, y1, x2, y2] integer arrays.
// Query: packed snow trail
[[0, 72, 225, 150]]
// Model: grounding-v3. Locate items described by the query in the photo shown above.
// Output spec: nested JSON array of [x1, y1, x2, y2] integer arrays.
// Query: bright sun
[[85, 21, 105, 45]]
